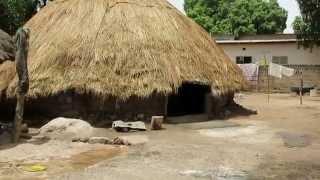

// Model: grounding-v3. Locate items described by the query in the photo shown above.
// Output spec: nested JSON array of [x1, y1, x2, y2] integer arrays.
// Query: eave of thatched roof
[[0, 29, 15, 63], [0, 61, 15, 93], [4, 0, 246, 99]]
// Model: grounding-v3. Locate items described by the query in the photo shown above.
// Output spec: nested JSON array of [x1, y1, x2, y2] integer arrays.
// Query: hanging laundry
[[269, 63, 295, 78], [282, 66, 295, 77], [237, 64, 259, 82], [269, 63, 282, 78]]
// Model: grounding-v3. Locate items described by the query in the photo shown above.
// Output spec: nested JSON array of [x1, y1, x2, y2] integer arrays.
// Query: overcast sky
[[167, 0, 300, 33]]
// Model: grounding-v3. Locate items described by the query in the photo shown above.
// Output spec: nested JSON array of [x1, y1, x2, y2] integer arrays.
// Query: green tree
[[0, 0, 37, 35], [184, 0, 288, 37], [296, 0, 320, 48], [293, 16, 307, 34]]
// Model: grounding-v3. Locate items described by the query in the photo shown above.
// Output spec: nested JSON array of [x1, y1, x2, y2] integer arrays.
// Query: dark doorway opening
[[167, 83, 211, 116]]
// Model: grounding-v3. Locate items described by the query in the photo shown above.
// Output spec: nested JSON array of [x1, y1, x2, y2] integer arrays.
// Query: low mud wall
[[248, 65, 320, 92], [24, 92, 166, 125], [0, 91, 166, 126], [0, 91, 239, 125]]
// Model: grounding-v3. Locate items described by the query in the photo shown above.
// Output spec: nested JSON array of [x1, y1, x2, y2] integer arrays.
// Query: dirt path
[[52, 93, 320, 180], [1, 93, 320, 180], [0, 141, 127, 180]]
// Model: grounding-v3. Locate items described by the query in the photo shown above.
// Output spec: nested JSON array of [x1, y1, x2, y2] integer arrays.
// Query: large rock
[[40, 117, 94, 140]]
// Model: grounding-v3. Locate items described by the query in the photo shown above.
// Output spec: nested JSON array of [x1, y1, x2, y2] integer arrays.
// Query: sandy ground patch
[[1, 93, 320, 180]]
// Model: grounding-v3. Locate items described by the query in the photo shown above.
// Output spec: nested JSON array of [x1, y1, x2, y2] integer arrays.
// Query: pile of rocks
[[72, 136, 131, 146]]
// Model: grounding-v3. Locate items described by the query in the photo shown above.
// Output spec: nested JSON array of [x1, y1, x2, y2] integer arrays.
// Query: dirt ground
[[1, 93, 320, 180]]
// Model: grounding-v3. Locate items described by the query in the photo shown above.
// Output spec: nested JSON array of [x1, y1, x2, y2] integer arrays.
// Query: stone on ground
[[112, 137, 131, 146], [88, 137, 112, 144], [28, 128, 40, 136], [118, 135, 149, 145], [40, 117, 94, 140], [80, 137, 90, 143], [26, 135, 50, 144]]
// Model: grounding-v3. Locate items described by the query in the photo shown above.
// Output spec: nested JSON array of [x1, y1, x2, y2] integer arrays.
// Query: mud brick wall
[[248, 65, 320, 92], [22, 92, 166, 124], [0, 90, 167, 125]]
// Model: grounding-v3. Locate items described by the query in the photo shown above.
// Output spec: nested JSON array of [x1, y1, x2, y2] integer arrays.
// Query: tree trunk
[[12, 28, 29, 143], [13, 94, 25, 142]]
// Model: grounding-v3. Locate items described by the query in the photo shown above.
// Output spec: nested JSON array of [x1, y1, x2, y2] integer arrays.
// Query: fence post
[[299, 69, 303, 105], [267, 66, 270, 104]]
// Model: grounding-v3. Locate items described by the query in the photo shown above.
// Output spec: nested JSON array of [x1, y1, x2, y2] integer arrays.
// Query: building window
[[236, 56, 252, 64], [272, 56, 288, 65]]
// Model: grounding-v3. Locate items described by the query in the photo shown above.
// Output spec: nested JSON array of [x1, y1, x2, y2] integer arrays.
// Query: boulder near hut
[[0, 29, 15, 100], [1, 0, 246, 122]]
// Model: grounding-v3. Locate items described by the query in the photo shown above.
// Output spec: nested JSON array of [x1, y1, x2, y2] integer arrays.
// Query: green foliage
[[293, 16, 308, 34], [296, 0, 320, 48], [184, 0, 288, 37], [0, 0, 37, 35]]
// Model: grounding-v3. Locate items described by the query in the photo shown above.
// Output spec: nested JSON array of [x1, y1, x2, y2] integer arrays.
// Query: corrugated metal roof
[[214, 34, 297, 44]]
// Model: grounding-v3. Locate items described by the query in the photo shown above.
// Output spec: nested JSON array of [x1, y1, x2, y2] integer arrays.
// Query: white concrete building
[[215, 34, 320, 65]]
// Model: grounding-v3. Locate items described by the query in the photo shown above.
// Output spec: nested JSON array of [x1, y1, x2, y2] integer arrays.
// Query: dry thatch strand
[[0, 29, 15, 63], [0, 61, 16, 93], [3, 0, 246, 99]]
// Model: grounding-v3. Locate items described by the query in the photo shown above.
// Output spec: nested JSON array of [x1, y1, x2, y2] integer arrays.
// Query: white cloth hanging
[[269, 63, 282, 78], [237, 63, 259, 81], [282, 66, 295, 77], [269, 63, 295, 78]]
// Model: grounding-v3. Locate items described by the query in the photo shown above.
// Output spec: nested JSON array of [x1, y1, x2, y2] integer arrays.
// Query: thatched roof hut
[[5, 0, 245, 98], [0, 29, 15, 63], [1, 0, 246, 120]]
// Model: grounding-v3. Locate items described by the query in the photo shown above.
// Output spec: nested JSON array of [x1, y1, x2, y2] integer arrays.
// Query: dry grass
[[0, 61, 15, 98], [4, 0, 246, 99]]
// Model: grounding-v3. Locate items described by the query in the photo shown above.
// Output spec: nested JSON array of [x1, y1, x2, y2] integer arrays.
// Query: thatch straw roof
[[4, 0, 246, 99], [0, 61, 15, 93], [0, 29, 15, 63]]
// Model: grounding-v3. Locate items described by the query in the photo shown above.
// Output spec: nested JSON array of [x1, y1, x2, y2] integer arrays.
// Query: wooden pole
[[13, 94, 25, 142], [256, 67, 260, 92], [300, 70, 303, 105], [267, 66, 270, 104], [12, 28, 30, 143], [151, 116, 164, 130], [264, 55, 270, 104]]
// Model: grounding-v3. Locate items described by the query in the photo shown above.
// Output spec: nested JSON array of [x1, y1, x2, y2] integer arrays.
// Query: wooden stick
[[13, 94, 25, 143], [151, 116, 164, 130], [256, 66, 260, 92], [267, 66, 270, 104], [12, 28, 30, 143], [300, 70, 303, 105]]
